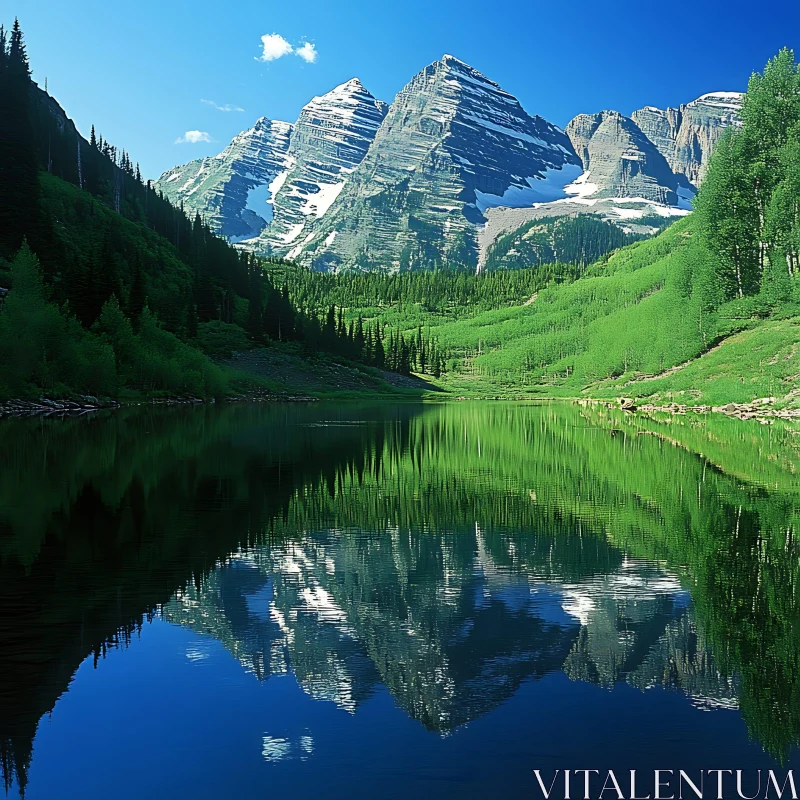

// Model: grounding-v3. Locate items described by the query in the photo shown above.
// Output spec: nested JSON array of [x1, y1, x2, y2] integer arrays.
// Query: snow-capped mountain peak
[[688, 91, 744, 111], [155, 79, 387, 249], [155, 56, 742, 274], [294, 55, 581, 271], [244, 77, 389, 255]]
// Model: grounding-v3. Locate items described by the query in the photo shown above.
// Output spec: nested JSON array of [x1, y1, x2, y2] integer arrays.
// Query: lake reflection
[[1, 402, 799, 798]]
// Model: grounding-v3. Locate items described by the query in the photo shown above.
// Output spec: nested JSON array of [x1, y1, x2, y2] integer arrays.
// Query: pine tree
[[337, 306, 346, 340], [400, 334, 411, 375], [416, 327, 426, 373], [0, 19, 40, 256], [355, 316, 365, 360], [374, 329, 385, 370], [324, 305, 337, 348], [186, 302, 198, 339], [279, 284, 294, 340], [246, 269, 263, 339]]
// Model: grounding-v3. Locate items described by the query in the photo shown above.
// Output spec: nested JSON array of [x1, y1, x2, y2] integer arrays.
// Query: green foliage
[[273, 259, 579, 315], [91, 297, 228, 397], [129, 308, 228, 396], [0, 244, 116, 398], [0, 245, 231, 401], [483, 214, 643, 272], [196, 320, 252, 358], [592, 317, 800, 405], [696, 47, 800, 301], [422, 220, 698, 379], [39, 173, 195, 330]]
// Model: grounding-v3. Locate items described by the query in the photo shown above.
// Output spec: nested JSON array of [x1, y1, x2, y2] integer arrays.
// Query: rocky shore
[[0, 390, 320, 418], [615, 396, 800, 421], [0, 396, 119, 417]]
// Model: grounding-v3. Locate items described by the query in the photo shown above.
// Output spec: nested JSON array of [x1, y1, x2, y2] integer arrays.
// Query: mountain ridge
[[631, 90, 743, 186], [158, 117, 293, 241], [156, 57, 742, 273]]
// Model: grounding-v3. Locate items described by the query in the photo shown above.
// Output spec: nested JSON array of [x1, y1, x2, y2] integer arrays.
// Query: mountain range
[[156, 56, 742, 272], [162, 529, 735, 733]]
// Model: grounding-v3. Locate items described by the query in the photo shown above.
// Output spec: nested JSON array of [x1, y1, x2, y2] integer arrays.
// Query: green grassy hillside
[[423, 217, 800, 403], [304, 214, 798, 405]]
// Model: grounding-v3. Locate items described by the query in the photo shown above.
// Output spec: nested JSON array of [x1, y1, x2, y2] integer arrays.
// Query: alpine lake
[[1, 401, 799, 799]]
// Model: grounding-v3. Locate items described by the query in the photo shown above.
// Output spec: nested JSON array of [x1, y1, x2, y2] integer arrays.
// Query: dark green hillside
[[0, 19, 424, 402]]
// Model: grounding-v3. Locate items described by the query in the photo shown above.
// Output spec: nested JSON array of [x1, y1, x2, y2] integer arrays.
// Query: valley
[[0, 21, 798, 411], [1, 7, 800, 799]]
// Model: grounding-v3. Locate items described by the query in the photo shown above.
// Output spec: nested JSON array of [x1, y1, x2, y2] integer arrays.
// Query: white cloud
[[295, 42, 317, 64], [201, 99, 244, 112], [255, 33, 318, 64], [175, 130, 214, 144], [257, 33, 294, 62]]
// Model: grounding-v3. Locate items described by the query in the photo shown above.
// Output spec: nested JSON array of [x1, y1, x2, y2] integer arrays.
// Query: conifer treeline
[[283, 304, 445, 377], [483, 214, 650, 272], [268, 258, 581, 315]]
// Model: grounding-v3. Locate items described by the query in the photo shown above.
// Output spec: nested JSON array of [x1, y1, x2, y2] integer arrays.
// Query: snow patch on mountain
[[690, 91, 744, 111], [474, 163, 584, 213], [281, 223, 305, 244], [564, 170, 600, 199], [300, 181, 346, 218], [156, 117, 293, 241]]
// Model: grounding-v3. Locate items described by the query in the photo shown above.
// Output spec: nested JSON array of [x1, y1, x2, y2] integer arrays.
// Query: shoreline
[[3, 390, 800, 422]]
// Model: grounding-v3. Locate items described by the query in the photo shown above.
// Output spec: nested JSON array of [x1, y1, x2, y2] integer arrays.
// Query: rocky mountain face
[[157, 118, 292, 241], [297, 54, 582, 271], [247, 79, 388, 257], [631, 92, 743, 186], [565, 110, 680, 205], [567, 92, 742, 203], [156, 79, 386, 250], [476, 92, 741, 268]]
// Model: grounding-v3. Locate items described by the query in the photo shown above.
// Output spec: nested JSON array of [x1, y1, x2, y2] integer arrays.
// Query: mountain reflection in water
[[162, 538, 730, 734], [0, 402, 798, 798]]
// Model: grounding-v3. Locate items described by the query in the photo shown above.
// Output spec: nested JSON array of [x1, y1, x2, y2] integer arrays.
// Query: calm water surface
[[1, 402, 799, 798]]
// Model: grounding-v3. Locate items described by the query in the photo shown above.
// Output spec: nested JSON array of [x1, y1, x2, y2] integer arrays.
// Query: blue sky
[[13, 0, 800, 179]]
